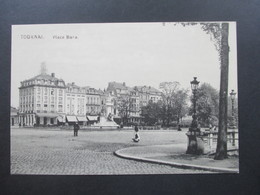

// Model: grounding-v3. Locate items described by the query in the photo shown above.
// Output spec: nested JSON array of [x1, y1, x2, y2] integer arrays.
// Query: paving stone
[[11, 128, 212, 174]]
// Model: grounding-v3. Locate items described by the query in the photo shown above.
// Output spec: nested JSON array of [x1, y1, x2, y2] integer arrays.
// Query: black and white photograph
[[10, 22, 239, 175]]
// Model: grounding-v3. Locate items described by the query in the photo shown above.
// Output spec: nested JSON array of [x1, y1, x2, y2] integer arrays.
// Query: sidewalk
[[114, 143, 239, 173]]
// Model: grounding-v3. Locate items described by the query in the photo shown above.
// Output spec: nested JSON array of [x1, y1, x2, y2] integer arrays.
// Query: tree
[[159, 82, 189, 127], [173, 22, 230, 159], [141, 100, 163, 125], [117, 93, 134, 125], [172, 89, 189, 124], [191, 83, 219, 127], [214, 23, 229, 160], [159, 82, 180, 126]]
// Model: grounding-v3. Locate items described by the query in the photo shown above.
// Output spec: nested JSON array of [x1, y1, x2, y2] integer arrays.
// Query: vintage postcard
[[11, 22, 238, 175]]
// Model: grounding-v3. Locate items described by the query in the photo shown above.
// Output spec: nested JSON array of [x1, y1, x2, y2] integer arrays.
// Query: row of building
[[13, 72, 162, 126]]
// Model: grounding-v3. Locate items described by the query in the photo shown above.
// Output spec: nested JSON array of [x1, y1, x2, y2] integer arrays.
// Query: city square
[[11, 127, 221, 175], [10, 22, 239, 175]]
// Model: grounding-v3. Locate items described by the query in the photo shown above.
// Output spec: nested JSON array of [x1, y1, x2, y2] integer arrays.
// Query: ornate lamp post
[[186, 77, 204, 155], [229, 89, 237, 129]]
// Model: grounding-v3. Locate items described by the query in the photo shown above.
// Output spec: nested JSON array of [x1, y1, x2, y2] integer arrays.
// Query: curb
[[114, 147, 239, 174]]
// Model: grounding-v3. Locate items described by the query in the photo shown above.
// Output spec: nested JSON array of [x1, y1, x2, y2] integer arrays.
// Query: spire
[[40, 62, 47, 75]]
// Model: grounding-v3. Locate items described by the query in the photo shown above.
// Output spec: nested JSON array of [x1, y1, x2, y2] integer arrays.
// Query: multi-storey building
[[106, 82, 130, 118], [84, 87, 102, 115], [10, 106, 19, 126], [19, 73, 66, 126], [106, 82, 142, 124], [18, 71, 163, 126], [65, 82, 86, 116], [134, 86, 162, 107]]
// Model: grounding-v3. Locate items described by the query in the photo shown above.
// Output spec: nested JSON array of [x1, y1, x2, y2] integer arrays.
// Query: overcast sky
[[11, 22, 237, 107]]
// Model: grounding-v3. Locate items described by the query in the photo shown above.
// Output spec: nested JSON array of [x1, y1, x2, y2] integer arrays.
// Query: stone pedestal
[[186, 130, 204, 155]]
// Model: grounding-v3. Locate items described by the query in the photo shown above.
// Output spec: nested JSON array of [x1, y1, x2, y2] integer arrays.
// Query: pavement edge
[[114, 147, 239, 174]]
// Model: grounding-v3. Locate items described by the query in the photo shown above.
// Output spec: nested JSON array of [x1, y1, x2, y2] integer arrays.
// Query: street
[[11, 127, 212, 174]]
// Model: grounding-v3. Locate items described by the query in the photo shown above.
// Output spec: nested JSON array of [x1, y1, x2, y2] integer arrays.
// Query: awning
[[77, 116, 88, 122], [86, 115, 98, 121], [66, 116, 78, 122], [36, 113, 59, 118]]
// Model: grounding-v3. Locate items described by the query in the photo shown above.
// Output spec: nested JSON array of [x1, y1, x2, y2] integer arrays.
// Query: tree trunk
[[215, 23, 229, 160]]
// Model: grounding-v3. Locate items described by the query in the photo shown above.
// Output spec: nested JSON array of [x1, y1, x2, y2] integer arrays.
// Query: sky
[[11, 22, 237, 108]]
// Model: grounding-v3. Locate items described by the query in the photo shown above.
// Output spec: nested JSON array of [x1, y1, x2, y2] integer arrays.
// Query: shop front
[[35, 113, 59, 126], [76, 116, 88, 126]]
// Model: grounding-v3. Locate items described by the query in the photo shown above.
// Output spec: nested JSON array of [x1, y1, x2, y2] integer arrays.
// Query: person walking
[[132, 125, 140, 142], [73, 122, 80, 137]]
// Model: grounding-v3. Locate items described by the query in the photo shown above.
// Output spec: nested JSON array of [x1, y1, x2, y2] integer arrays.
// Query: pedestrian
[[73, 122, 80, 137], [19, 122, 21, 128], [178, 124, 182, 131], [132, 125, 140, 142], [120, 122, 124, 129]]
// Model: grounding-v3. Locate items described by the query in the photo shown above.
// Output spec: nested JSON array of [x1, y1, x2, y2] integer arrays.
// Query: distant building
[[64, 82, 88, 124], [10, 107, 19, 126], [65, 82, 86, 115], [106, 81, 130, 118], [18, 72, 66, 126], [84, 87, 102, 115], [134, 86, 162, 107], [18, 70, 163, 127]]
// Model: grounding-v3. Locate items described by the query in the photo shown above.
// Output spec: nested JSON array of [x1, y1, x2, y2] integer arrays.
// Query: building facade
[[19, 73, 66, 126], [18, 72, 163, 126], [10, 107, 19, 126]]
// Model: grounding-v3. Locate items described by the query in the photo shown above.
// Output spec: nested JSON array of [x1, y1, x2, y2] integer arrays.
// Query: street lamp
[[186, 77, 204, 155], [229, 89, 237, 129], [190, 77, 200, 130]]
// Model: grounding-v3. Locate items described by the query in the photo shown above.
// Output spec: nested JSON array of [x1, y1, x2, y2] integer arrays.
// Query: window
[[44, 104, 47, 107], [37, 104, 41, 107], [37, 88, 41, 95], [44, 96, 47, 103], [59, 89, 63, 96], [58, 105, 63, 112], [51, 89, 54, 95]]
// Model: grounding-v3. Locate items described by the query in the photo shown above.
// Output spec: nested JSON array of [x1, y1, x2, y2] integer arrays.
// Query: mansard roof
[[134, 85, 161, 94], [107, 82, 128, 91], [28, 73, 62, 82]]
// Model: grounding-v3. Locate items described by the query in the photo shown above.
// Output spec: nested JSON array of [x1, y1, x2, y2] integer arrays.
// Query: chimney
[[51, 73, 55, 77], [72, 82, 75, 85], [123, 82, 126, 86]]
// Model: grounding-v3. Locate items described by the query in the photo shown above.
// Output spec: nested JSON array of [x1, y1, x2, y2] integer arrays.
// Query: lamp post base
[[186, 130, 204, 155]]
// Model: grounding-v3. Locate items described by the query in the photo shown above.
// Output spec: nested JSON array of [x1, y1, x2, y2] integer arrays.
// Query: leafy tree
[[117, 93, 134, 125], [159, 82, 189, 127], [141, 100, 162, 125], [172, 89, 189, 124], [173, 22, 230, 159], [190, 83, 219, 127], [159, 82, 180, 126]]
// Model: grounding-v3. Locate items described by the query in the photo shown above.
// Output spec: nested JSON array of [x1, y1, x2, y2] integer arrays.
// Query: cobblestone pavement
[[11, 128, 213, 175]]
